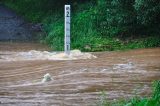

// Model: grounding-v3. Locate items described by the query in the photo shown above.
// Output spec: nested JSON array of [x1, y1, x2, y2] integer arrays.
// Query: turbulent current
[[0, 50, 96, 61], [0, 42, 160, 106]]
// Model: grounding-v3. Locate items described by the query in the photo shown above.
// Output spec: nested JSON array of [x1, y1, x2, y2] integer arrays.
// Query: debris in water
[[41, 73, 53, 83]]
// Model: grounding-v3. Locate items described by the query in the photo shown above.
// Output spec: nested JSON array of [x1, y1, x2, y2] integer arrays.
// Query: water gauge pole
[[64, 5, 71, 55]]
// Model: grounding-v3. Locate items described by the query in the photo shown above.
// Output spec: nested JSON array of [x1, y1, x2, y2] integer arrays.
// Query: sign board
[[64, 5, 70, 55]]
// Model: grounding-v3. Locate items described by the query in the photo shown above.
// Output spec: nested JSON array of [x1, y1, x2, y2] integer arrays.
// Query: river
[[0, 42, 160, 106]]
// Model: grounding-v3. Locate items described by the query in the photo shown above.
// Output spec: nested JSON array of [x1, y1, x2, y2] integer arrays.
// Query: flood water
[[0, 42, 160, 106]]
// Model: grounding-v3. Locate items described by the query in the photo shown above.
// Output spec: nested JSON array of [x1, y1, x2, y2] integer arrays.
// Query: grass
[[2, 0, 160, 51], [97, 81, 160, 106]]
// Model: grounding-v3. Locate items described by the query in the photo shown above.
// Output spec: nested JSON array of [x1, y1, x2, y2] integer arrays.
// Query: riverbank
[[2, 0, 160, 51], [0, 4, 43, 42]]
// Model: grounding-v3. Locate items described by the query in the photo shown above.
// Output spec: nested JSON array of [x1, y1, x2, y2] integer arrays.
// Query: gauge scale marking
[[65, 5, 71, 55]]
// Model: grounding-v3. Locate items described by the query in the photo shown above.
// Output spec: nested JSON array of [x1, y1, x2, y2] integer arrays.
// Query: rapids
[[0, 42, 160, 106]]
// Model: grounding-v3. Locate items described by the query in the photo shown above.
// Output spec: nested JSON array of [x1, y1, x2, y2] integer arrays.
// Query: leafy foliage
[[97, 81, 160, 106], [134, 0, 160, 35], [3, 0, 160, 51]]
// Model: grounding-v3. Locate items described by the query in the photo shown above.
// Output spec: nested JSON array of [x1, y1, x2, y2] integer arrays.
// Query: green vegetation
[[97, 81, 160, 106], [2, 0, 160, 51]]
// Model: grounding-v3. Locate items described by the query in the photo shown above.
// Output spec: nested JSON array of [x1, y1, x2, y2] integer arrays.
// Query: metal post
[[64, 5, 71, 55]]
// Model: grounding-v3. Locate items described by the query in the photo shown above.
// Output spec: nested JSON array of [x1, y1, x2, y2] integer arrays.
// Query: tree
[[134, 0, 160, 35]]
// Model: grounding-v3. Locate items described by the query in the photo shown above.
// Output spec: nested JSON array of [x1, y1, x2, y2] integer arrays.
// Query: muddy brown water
[[0, 42, 160, 106]]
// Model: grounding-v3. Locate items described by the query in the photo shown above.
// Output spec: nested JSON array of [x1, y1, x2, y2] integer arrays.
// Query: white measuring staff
[[64, 5, 71, 55]]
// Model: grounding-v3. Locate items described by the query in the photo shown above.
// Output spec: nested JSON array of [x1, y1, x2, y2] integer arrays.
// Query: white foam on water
[[7, 81, 43, 87], [113, 62, 135, 70], [0, 50, 97, 61], [112, 62, 147, 73]]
